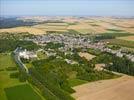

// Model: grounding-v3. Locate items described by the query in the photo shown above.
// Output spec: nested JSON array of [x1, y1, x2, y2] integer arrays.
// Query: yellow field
[[0, 17, 134, 35], [72, 75, 134, 100], [0, 27, 46, 35]]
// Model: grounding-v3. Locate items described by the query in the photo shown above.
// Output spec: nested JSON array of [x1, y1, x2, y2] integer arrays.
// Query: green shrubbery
[[0, 39, 39, 53], [6, 67, 17, 71], [10, 72, 19, 78]]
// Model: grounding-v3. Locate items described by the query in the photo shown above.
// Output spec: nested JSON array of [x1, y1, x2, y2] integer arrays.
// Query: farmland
[[105, 39, 134, 48], [5, 84, 42, 100], [117, 36, 134, 41], [0, 16, 134, 100], [0, 53, 23, 100], [72, 75, 134, 100], [0, 17, 134, 35], [0, 53, 43, 100]]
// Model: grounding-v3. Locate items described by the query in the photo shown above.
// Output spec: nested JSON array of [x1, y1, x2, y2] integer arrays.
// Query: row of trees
[[107, 56, 134, 75], [0, 39, 39, 53]]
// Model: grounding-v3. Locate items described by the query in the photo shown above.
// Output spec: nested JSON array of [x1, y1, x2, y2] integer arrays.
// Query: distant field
[[105, 39, 134, 48], [5, 84, 42, 100], [0, 17, 134, 35], [0, 27, 46, 35], [117, 36, 134, 41]]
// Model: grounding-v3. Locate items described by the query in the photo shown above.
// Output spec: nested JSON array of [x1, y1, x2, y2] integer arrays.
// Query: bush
[[6, 67, 17, 71], [10, 72, 19, 78]]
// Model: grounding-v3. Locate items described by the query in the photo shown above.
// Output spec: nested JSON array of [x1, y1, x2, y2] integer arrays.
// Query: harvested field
[[0, 27, 46, 35], [78, 52, 96, 61], [117, 36, 134, 41], [72, 75, 134, 100], [0, 17, 134, 34]]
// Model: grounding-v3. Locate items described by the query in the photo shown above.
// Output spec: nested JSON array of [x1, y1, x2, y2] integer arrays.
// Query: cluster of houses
[[24, 33, 134, 62], [18, 49, 37, 59]]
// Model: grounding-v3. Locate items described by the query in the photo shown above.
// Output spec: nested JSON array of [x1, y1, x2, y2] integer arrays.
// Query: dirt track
[[72, 75, 134, 100]]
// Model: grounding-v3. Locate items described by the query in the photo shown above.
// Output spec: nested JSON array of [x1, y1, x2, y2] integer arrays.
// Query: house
[[19, 49, 37, 59]]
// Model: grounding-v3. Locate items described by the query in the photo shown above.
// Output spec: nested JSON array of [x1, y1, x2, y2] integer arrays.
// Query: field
[[4, 84, 42, 100], [105, 39, 134, 48], [0, 17, 134, 35], [0, 27, 46, 35], [72, 75, 134, 100], [117, 36, 134, 41], [68, 79, 88, 87], [0, 53, 43, 100], [78, 52, 96, 61], [0, 53, 23, 100]]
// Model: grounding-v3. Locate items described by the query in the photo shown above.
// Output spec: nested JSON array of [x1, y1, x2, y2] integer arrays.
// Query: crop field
[[0, 53, 43, 100], [0, 53, 23, 100], [4, 84, 42, 100], [0, 17, 134, 35], [0, 27, 46, 35], [117, 36, 134, 41], [72, 76, 134, 100]]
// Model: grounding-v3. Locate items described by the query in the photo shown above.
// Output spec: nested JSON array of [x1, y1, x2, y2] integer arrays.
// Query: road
[[13, 48, 29, 73]]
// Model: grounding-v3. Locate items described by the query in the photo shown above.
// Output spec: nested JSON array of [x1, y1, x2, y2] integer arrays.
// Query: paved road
[[13, 48, 29, 73]]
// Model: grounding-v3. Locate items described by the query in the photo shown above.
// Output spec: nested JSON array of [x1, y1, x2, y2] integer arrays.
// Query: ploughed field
[[72, 75, 134, 100]]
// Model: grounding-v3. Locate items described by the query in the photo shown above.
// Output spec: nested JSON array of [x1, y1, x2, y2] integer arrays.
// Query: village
[[21, 33, 134, 62]]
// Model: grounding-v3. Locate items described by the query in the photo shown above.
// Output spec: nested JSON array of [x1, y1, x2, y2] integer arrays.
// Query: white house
[[19, 49, 37, 59]]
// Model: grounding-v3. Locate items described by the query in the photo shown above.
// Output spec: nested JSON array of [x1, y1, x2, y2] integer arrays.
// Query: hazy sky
[[0, 0, 134, 16]]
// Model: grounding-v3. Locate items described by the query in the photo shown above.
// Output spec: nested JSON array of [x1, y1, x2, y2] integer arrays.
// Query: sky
[[0, 0, 134, 16]]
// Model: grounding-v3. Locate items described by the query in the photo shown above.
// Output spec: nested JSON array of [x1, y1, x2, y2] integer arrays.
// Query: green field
[[68, 79, 88, 87], [106, 39, 134, 48], [0, 53, 44, 100], [0, 53, 23, 100], [5, 84, 42, 100]]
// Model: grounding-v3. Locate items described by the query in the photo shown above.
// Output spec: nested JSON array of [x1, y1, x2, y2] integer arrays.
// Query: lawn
[[68, 79, 88, 87], [4, 84, 42, 100]]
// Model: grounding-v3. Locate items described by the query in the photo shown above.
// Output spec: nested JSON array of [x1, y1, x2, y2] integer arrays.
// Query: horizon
[[0, 0, 134, 17]]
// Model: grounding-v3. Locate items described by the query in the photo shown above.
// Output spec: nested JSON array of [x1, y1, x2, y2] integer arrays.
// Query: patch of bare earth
[[78, 52, 96, 61], [72, 75, 134, 100]]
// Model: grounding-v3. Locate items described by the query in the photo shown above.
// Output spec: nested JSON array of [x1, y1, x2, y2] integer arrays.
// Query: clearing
[[78, 52, 96, 61]]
